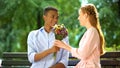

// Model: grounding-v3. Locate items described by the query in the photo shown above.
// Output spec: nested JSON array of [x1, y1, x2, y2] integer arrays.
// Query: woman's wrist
[[65, 45, 72, 52]]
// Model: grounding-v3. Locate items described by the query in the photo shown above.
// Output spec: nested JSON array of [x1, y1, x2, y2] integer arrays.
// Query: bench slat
[[2, 66, 30, 68], [100, 52, 120, 58], [69, 52, 120, 58], [101, 60, 120, 66], [3, 52, 120, 58], [3, 52, 27, 58], [68, 60, 79, 66], [68, 60, 120, 66], [2, 60, 31, 66]]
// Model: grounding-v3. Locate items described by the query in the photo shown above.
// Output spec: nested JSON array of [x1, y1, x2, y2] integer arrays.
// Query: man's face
[[43, 10, 59, 29]]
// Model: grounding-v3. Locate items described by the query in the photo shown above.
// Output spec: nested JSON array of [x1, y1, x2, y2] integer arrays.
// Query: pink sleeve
[[71, 29, 99, 59]]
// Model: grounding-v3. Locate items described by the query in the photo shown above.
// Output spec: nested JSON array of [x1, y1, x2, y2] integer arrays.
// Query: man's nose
[[54, 18, 58, 22]]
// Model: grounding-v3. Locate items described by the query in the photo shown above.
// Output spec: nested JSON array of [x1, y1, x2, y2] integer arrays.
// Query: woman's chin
[[80, 24, 83, 26]]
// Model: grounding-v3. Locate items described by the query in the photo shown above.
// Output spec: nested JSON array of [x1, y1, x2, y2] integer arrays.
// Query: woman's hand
[[54, 40, 72, 52], [54, 40, 67, 49]]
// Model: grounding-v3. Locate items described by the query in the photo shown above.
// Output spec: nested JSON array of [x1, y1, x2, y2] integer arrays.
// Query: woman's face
[[78, 9, 86, 26]]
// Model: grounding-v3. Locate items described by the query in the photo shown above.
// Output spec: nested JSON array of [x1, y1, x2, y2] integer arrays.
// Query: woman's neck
[[85, 21, 93, 29]]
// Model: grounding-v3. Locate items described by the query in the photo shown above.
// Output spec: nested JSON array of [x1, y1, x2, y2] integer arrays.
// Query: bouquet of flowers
[[53, 24, 68, 59], [53, 24, 68, 40]]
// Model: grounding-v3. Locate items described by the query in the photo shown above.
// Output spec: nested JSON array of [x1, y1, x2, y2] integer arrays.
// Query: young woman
[[54, 4, 105, 68]]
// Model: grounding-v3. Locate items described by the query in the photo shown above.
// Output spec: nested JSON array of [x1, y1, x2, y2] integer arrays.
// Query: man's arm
[[27, 31, 60, 62], [34, 46, 59, 62]]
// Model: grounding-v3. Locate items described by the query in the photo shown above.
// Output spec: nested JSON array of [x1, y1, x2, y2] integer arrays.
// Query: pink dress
[[71, 27, 101, 68]]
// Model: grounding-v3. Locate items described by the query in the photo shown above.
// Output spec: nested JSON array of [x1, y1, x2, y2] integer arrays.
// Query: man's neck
[[44, 25, 51, 33]]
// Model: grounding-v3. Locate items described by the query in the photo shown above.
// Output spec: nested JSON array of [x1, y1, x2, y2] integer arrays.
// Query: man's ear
[[43, 15, 45, 20]]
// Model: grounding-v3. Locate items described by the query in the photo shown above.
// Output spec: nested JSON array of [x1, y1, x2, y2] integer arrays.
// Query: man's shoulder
[[29, 30, 39, 35], [28, 29, 41, 38], [28, 27, 43, 36]]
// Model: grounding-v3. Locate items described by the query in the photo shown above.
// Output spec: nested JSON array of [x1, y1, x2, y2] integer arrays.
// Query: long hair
[[81, 4, 105, 55]]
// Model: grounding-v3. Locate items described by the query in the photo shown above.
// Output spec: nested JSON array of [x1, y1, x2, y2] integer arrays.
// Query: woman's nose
[[78, 17, 79, 20]]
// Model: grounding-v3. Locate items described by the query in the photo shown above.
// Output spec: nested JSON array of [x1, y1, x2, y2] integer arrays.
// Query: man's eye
[[56, 17, 58, 19], [51, 16, 54, 18]]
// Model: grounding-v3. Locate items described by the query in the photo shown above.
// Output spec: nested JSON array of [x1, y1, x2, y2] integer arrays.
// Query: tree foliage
[[89, 0, 120, 47], [0, 0, 120, 57]]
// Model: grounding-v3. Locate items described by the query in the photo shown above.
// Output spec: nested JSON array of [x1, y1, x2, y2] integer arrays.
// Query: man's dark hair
[[43, 6, 58, 15]]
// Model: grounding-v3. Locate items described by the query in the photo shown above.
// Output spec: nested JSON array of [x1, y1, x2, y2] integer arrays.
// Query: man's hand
[[50, 46, 60, 53], [34, 46, 59, 62]]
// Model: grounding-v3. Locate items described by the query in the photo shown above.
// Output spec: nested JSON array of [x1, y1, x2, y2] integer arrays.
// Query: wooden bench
[[1, 52, 120, 68], [1, 52, 31, 68], [68, 52, 120, 68]]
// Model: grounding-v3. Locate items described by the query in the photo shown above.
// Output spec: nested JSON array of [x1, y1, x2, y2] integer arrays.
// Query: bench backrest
[[69, 52, 120, 68], [2, 52, 120, 68], [2, 52, 31, 68]]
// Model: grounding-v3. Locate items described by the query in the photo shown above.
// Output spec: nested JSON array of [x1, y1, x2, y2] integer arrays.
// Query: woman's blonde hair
[[81, 4, 105, 55]]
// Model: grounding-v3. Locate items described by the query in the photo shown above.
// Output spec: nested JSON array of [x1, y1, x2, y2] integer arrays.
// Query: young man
[[27, 6, 69, 68]]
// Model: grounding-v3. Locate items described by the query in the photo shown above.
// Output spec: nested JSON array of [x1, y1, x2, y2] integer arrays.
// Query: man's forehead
[[47, 11, 58, 15]]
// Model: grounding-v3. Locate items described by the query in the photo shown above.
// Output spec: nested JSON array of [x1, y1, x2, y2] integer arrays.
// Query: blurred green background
[[0, 0, 120, 58]]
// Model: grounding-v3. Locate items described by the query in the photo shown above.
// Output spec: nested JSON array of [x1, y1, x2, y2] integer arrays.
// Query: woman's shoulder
[[86, 27, 98, 35], [88, 27, 97, 32]]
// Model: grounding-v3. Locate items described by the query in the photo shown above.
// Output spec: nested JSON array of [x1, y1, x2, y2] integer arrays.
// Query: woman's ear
[[84, 13, 88, 18]]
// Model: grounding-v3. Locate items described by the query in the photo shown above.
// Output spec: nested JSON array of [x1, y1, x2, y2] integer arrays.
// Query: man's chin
[[50, 26, 53, 29]]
